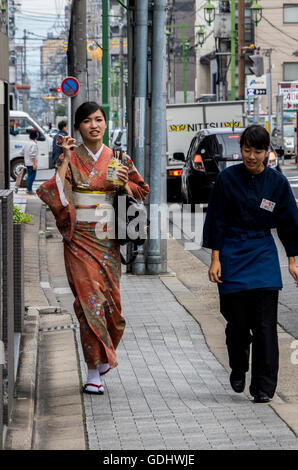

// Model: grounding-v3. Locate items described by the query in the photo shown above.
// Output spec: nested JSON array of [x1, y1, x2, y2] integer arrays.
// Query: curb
[[4, 308, 39, 450], [39, 204, 61, 309], [4, 198, 46, 449]]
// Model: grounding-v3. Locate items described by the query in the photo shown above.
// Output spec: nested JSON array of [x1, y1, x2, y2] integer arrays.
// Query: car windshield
[[217, 133, 242, 158]]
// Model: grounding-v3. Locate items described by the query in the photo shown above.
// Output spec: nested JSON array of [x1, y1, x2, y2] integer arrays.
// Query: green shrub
[[13, 205, 34, 224]]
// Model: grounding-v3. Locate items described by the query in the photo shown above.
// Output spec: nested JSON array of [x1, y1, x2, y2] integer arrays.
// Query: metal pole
[[230, 0, 236, 100], [267, 48, 273, 135], [132, 0, 149, 275], [238, 0, 245, 100], [276, 95, 284, 165], [68, 97, 72, 135], [68, 0, 87, 136], [182, 24, 187, 103], [253, 95, 259, 123], [102, 0, 110, 145], [119, 22, 124, 129], [147, 0, 166, 275], [126, 2, 133, 155]]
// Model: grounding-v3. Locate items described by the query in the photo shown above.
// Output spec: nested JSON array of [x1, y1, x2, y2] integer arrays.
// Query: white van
[[10, 110, 53, 179]]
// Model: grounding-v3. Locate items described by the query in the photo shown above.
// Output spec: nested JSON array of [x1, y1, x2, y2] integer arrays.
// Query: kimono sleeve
[[125, 155, 150, 201], [275, 178, 298, 257], [36, 165, 76, 242], [202, 173, 227, 251]]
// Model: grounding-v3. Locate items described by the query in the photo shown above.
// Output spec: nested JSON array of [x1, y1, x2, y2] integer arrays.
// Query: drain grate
[[39, 324, 79, 332]]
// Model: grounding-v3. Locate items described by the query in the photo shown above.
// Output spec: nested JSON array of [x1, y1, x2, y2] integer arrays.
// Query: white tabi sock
[[85, 368, 104, 393], [97, 363, 111, 378]]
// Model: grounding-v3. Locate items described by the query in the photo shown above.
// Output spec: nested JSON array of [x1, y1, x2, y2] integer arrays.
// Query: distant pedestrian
[[203, 124, 298, 403], [37, 101, 149, 395], [52, 120, 68, 167], [9, 119, 19, 136], [18, 129, 38, 195]]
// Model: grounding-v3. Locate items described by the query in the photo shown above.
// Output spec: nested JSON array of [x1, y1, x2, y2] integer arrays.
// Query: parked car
[[180, 128, 281, 204]]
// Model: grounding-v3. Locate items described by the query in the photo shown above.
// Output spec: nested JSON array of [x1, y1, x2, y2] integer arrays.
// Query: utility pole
[[68, 0, 87, 135], [119, 21, 125, 129], [23, 29, 26, 82], [102, 0, 110, 145], [266, 48, 273, 134], [238, 0, 245, 100], [147, 0, 166, 275], [253, 95, 259, 123], [167, 24, 203, 104], [276, 95, 284, 165], [181, 24, 188, 104], [230, 0, 236, 100], [132, 0, 148, 275], [22, 29, 28, 112]]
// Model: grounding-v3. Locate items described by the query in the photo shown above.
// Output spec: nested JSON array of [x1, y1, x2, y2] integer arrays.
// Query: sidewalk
[[5, 196, 298, 450]]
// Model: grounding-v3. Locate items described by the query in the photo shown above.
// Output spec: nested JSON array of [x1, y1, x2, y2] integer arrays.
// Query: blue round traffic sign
[[61, 77, 80, 97]]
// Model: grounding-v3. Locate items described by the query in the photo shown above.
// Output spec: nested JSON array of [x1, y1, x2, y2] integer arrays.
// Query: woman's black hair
[[74, 101, 107, 129], [240, 124, 270, 150], [29, 129, 38, 140]]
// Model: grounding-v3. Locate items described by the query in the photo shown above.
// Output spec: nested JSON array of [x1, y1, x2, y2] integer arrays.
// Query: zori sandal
[[82, 383, 104, 395]]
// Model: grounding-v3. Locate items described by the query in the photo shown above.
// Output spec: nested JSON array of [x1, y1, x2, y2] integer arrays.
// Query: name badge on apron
[[260, 198, 276, 212]]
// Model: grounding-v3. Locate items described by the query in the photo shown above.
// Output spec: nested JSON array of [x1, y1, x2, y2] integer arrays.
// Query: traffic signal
[[50, 87, 62, 93], [248, 54, 264, 77]]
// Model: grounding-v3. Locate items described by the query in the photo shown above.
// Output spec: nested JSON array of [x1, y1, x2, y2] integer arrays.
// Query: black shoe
[[253, 391, 271, 403], [230, 371, 246, 393]]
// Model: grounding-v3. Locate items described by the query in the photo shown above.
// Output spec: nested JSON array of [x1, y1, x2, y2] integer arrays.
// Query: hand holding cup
[[58, 135, 77, 160]]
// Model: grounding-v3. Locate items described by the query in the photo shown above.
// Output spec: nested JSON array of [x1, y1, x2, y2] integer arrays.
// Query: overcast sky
[[19, 0, 66, 15], [15, 0, 67, 92]]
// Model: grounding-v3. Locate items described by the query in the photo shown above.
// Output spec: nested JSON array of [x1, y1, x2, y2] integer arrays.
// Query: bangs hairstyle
[[240, 124, 270, 151], [74, 101, 107, 129]]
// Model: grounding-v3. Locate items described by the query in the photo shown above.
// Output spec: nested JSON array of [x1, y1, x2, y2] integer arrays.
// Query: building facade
[[255, 0, 298, 115], [166, 0, 196, 103]]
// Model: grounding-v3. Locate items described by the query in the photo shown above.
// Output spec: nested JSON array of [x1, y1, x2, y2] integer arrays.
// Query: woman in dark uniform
[[203, 124, 298, 403]]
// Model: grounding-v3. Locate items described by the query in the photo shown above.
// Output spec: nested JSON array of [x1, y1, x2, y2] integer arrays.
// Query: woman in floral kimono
[[37, 101, 149, 395]]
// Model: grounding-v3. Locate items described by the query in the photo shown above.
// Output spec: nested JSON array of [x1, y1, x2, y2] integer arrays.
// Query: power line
[[262, 15, 298, 43]]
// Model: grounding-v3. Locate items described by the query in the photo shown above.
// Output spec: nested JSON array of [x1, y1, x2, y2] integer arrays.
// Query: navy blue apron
[[218, 226, 282, 295]]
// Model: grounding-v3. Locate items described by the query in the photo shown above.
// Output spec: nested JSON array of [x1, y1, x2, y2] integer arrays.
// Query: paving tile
[[73, 275, 298, 450]]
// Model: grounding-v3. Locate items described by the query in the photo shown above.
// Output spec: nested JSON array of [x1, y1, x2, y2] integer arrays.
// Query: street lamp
[[250, 0, 263, 26], [203, 1, 216, 26], [197, 26, 205, 47], [203, 1, 237, 100]]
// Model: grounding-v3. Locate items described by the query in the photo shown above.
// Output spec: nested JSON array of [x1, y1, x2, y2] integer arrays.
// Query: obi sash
[[73, 187, 115, 223], [218, 226, 282, 295]]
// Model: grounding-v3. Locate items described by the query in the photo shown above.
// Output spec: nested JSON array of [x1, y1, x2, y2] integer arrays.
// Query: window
[[13, 117, 35, 135], [283, 4, 298, 23], [186, 137, 197, 160], [217, 134, 241, 158], [283, 62, 298, 81]]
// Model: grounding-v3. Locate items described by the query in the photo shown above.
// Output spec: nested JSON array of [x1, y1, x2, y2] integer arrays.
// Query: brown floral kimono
[[37, 144, 149, 369]]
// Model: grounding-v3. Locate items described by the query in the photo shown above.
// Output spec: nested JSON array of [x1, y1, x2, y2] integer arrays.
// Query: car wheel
[[11, 158, 26, 181]]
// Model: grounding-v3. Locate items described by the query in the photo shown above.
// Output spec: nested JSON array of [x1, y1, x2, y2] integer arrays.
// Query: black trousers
[[220, 289, 279, 398]]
